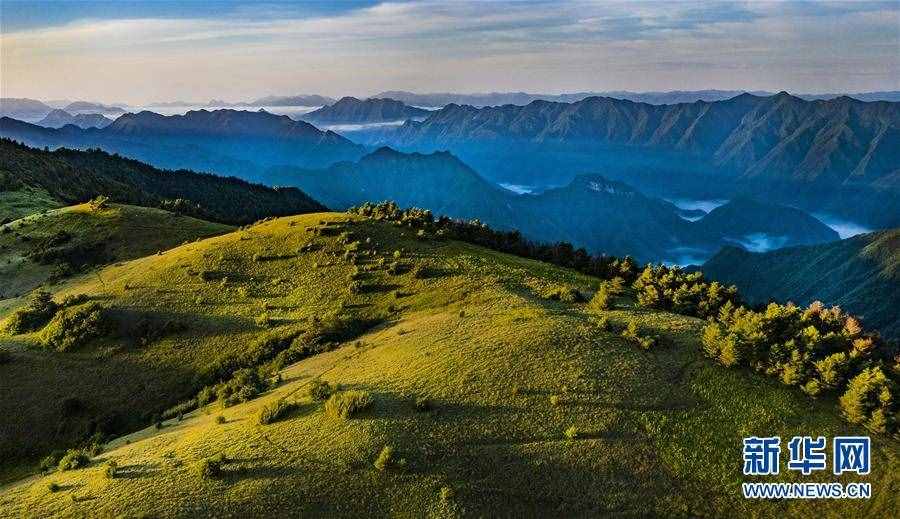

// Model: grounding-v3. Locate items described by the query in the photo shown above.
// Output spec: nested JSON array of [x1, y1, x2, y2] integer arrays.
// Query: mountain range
[[35, 109, 112, 129], [380, 93, 900, 228], [269, 146, 839, 261], [371, 90, 900, 107], [303, 97, 431, 124], [0, 110, 366, 182], [701, 229, 900, 339]]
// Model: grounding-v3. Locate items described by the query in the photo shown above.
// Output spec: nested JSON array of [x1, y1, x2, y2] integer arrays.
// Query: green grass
[[0, 202, 233, 306], [0, 210, 896, 517], [0, 186, 61, 222]]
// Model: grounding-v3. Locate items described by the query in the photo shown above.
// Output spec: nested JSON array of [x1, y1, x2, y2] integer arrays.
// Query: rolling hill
[[0, 138, 325, 224], [0, 210, 896, 517], [701, 229, 900, 339], [0, 203, 233, 302], [303, 97, 431, 124]]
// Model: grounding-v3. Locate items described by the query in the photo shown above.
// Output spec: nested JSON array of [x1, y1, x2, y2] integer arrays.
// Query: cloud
[[1, 1, 897, 103]]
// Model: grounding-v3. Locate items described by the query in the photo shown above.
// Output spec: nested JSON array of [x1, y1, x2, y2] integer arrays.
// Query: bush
[[57, 449, 90, 471], [308, 379, 334, 401], [48, 482, 60, 493], [39, 451, 64, 473], [215, 415, 226, 424], [549, 395, 561, 406], [839, 367, 895, 433], [39, 302, 109, 352], [88, 195, 109, 211], [621, 320, 657, 350], [257, 398, 300, 425], [104, 460, 118, 479], [373, 445, 405, 471], [196, 454, 227, 479], [587, 285, 611, 312], [564, 426, 580, 440], [545, 286, 585, 303], [414, 396, 432, 412], [325, 390, 373, 419], [4, 290, 58, 334]]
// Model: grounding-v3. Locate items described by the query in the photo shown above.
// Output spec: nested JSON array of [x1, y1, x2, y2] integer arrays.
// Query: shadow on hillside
[[108, 307, 258, 344]]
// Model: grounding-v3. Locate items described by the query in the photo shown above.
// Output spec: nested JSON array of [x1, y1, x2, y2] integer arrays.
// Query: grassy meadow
[[0, 206, 896, 517]]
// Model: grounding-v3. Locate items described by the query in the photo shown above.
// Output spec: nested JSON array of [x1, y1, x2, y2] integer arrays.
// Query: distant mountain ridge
[[383, 93, 900, 227], [701, 229, 900, 339], [303, 97, 431, 124], [35, 109, 112, 129], [0, 110, 366, 181], [372, 90, 900, 107]]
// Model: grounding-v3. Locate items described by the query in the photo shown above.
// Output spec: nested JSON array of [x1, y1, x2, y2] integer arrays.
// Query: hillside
[[0, 203, 233, 303], [0, 109, 367, 180], [702, 229, 900, 339], [303, 97, 430, 124], [0, 138, 326, 224], [0, 210, 896, 517]]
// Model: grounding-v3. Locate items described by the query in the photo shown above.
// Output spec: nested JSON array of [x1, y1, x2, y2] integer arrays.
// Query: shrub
[[839, 367, 895, 433], [621, 320, 657, 350], [587, 285, 611, 311], [39, 302, 109, 352], [257, 398, 300, 425], [48, 482, 60, 493], [57, 449, 90, 471], [325, 390, 374, 419], [4, 290, 58, 334], [414, 396, 432, 412], [549, 395, 561, 406], [215, 368, 268, 407], [308, 379, 334, 401], [215, 415, 226, 424], [39, 451, 64, 473], [196, 454, 227, 479], [564, 426, 580, 440], [104, 461, 118, 479], [374, 445, 405, 471], [88, 195, 109, 211]]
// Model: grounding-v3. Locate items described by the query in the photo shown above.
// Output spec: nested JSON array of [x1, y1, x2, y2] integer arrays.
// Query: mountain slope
[[303, 97, 430, 124], [36, 109, 113, 129], [0, 109, 367, 180], [0, 212, 896, 517], [0, 138, 326, 224], [694, 197, 840, 249], [701, 229, 900, 339], [270, 148, 839, 261]]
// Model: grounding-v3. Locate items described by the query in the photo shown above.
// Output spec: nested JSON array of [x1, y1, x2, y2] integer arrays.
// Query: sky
[[1, 0, 898, 104]]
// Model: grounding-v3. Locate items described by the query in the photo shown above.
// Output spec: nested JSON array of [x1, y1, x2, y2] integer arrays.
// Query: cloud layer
[[1, 1, 897, 103]]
